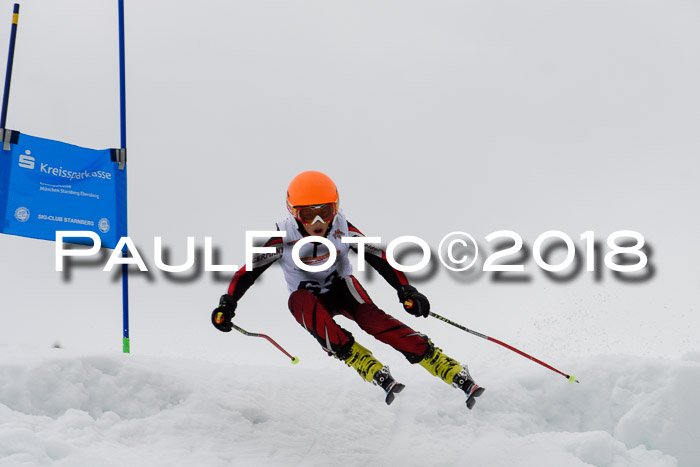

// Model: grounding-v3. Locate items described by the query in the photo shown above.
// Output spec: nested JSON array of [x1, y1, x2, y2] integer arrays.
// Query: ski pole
[[230, 322, 300, 365], [428, 311, 579, 383]]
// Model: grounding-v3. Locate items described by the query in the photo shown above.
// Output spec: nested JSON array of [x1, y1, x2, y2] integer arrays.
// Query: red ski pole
[[230, 323, 300, 365], [429, 311, 579, 383]]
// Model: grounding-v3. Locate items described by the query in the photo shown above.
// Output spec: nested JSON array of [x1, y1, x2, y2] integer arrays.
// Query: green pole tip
[[291, 356, 300, 365], [568, 375, 577, 383], [123, 337, 130, 354]]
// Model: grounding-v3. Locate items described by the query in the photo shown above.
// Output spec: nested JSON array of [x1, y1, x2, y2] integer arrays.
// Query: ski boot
[[419, 344, 463, 383], [452, 364, 485, 410], [420, 343, 485, 409], [340, 341, 405, 405]]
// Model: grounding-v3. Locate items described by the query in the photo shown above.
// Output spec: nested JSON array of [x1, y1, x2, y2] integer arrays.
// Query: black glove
[[398, 285, 430, 318], [211, 294, 237, 332]]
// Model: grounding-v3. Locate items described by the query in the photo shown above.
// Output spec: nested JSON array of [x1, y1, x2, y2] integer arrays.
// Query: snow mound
[[459, 352, 700, 467], [0, 355, 189, 419], [0, 350, 697, 467]]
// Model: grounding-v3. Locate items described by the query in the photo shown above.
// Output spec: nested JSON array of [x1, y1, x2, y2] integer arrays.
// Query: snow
[[2, 0, 700, 465], [1, 347, 698, 467]]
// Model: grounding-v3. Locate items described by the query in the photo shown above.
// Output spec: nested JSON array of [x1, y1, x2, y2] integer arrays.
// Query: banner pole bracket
[[0, 128, 17, 151], [111, 147, 127, 170]]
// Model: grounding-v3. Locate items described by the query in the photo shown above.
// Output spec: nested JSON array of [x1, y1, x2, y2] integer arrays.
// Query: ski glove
[[212, 294, 237, 332], [398, 285, 430, 318]]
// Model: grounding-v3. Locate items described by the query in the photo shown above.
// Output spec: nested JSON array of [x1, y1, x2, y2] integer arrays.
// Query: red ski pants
[[287, 276, 430, 363]]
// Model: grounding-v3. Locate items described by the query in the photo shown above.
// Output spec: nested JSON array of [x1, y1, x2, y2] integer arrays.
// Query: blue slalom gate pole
[[1, 3, 19, 129], [118, 0, 130, 354]]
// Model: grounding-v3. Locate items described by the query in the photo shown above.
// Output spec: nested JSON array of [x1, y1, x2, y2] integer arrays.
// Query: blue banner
[[0, 132, 127, 249]]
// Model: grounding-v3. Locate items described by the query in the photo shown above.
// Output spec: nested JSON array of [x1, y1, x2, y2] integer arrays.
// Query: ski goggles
[[288, 202, 338, 225]]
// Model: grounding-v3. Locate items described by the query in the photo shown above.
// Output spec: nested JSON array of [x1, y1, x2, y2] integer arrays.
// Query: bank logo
[[98, 218, 111, 233], [18, 150, 35, 169], [14, 206, 30, 222]]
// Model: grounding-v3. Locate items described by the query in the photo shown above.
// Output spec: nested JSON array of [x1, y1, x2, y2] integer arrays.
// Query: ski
[[384, 381, 405, 405], [465, 384, 485, 410]]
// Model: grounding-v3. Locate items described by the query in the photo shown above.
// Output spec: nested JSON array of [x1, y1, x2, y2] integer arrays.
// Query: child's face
[[302, 220, 329, 237]]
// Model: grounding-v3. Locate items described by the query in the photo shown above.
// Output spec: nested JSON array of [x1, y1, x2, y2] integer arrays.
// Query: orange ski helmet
[[286, 171, 339, 224]]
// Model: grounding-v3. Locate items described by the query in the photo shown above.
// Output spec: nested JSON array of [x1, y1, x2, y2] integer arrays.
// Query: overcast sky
[[1, 0, 698, 369]]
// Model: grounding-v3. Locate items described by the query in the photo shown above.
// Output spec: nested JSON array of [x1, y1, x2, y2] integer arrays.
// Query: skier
[[211, 170, 484, 408]]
